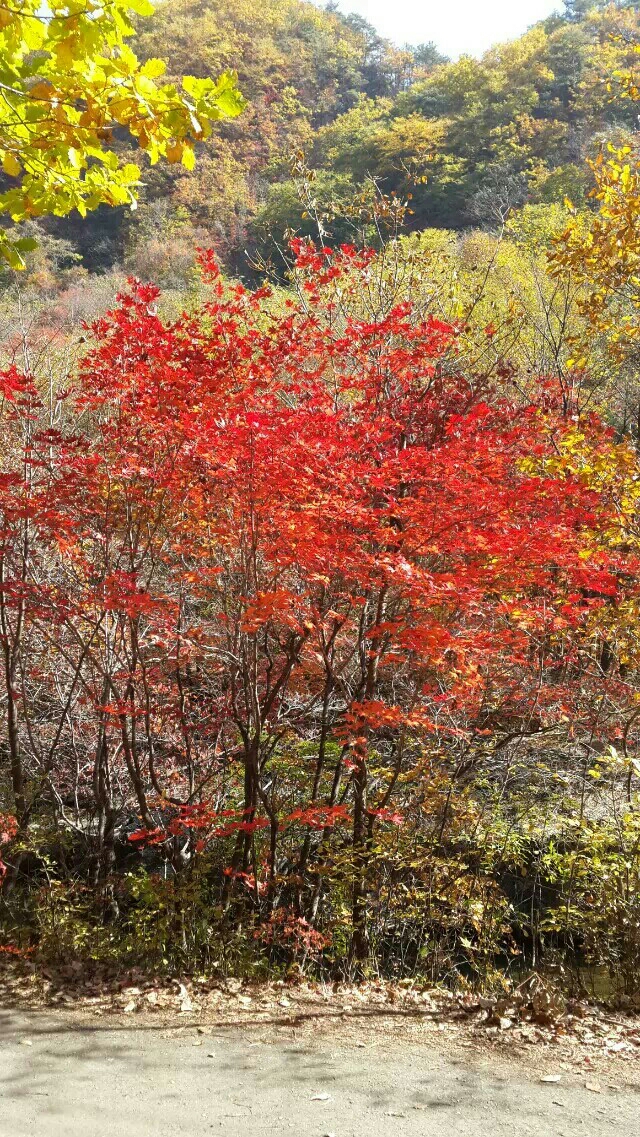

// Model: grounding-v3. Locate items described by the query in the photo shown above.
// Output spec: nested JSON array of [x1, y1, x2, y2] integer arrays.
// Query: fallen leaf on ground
[[178, 983, 193, 1013]]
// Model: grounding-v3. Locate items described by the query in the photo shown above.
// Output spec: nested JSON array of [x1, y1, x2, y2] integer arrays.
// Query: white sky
[[332, 0, 564, 57]]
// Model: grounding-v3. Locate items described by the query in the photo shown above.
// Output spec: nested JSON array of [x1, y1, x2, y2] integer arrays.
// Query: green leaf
[[13, 236, 38, 252]]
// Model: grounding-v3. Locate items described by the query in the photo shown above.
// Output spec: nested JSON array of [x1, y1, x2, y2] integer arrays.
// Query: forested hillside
[[40, 0, 640, 276]]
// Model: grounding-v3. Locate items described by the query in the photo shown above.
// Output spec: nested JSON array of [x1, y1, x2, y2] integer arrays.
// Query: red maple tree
[[0, 241, 632, 959]]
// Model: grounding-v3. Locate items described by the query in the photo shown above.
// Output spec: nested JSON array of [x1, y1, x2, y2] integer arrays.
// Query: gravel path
[[0, 1007, 637, 1136]]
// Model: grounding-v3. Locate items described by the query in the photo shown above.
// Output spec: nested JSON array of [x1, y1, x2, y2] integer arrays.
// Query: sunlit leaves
[[549, 52, 640, 364], [0, 0, 245, 267]]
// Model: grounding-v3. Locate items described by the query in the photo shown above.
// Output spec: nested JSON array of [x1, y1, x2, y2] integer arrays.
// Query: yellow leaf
[[2, 154, 21, 178], [140, 58, 166, 79], [55, 37, 76, 69], [181, 144, 195, 171]]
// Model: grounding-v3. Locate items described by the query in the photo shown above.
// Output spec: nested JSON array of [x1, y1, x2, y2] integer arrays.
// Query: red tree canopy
[[0, 241, 633, 941]]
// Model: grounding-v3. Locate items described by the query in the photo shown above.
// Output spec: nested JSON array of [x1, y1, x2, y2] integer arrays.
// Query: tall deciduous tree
[[549, 48, 640, 371]]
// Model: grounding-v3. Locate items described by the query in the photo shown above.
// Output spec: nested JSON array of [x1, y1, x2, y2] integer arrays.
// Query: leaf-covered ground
[[2, 959, 640, 1080], [2, 990, 639, 1137]]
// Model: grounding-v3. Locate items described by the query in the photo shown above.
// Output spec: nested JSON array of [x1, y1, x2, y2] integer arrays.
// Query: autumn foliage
[[0, 241, 638, 979]]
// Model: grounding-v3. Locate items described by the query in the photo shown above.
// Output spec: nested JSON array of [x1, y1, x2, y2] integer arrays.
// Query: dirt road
[[0, 1006, 637, 1136]]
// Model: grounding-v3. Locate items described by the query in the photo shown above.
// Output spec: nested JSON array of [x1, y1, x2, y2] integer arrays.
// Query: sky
[[332, 0, 563, 58]]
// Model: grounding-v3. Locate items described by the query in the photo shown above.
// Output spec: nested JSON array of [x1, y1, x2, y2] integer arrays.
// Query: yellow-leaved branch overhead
[[0, 0, 245, 267]]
